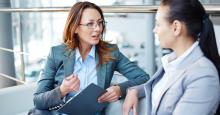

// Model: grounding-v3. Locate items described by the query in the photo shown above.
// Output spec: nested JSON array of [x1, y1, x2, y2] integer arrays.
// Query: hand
[[98, 85, 122, 103], [123, 89, 138, 115], [60, 74, 80, 97]]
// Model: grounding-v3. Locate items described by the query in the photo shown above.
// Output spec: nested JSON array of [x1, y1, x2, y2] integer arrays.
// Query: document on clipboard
[[57, 83, 108, 115]]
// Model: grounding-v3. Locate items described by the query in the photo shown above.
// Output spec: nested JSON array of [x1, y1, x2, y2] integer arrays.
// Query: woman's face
[[153, 6, 176, 49], [75, 8, 104, 47]]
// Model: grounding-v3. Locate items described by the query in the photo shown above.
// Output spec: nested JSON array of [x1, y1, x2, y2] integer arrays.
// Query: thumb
[[133, 104, 138, 115], [123, 105, 130, 115], [65, 74, 74, 80]]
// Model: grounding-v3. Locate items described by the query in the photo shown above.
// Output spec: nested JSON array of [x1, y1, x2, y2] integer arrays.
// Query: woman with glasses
[[123, 0, 220, 115], [32, 1, 149, 115]]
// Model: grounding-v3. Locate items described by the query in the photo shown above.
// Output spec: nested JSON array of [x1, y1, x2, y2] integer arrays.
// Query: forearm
[[34, 86, 64, 110]]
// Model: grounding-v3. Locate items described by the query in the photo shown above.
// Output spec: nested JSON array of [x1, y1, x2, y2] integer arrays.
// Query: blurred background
[[0, 0, 220, 88]]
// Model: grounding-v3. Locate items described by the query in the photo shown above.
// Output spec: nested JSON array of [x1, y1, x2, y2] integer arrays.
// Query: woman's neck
[[79, 43, 92, 60], [173, 37, 194, 58]]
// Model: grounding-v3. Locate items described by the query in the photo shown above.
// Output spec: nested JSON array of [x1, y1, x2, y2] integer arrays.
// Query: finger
[[65, 74, 74, 80], [70, 79, 80, 91], [75, 83, 80, 91], [104, 88, 119, 101], [67, 74, 78, 81], [69, 75, 78, 81], [99, 91, 110, 99], [133, 107, 137, 115], [98, 91, 111, 102], [106, 96, 118, 102], [106, 86, 120, 97], [73, 80, 80, 91], [66, 76, 79, 85], [102, 91, 119, 102], [62, 79, 72, 87], [63, 76, 78, 87], [123, 105, 129, 115], [72, 74, 78, 78], [133, 104, 138, 115]]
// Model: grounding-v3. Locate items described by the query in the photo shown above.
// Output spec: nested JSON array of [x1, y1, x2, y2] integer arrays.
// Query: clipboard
[[57, 83, 108, 115]]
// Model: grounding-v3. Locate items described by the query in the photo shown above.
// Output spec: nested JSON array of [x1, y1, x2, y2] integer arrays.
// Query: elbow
[[33, 94, 48, 110], [139, 73, 150, 84]]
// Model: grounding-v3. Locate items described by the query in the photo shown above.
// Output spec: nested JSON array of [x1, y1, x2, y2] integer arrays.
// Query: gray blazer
[[136, 46, 220, 115], [33, 43, 149, 112]]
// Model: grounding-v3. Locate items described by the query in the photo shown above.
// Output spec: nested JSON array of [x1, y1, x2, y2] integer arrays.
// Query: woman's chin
[[159, 44, 167, 49], [91, 40, 100, 45]]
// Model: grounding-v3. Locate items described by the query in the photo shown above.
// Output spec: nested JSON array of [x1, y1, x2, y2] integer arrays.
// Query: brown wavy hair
[[63, 1, 115, 66]]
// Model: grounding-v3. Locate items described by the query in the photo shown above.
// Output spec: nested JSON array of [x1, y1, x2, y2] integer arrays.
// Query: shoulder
[[188, 57, 218, 76], [49, 43, 69, 55], [102, 42, 120, 55], [184, 56, 219, 84], [182, 57, 220, 101], [47, 43, 68, 60], [105, 42, 118, 49], [50, 43, 67, 52]]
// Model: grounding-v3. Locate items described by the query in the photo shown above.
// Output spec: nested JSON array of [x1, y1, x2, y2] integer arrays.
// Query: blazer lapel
[[63, 49, 75, 78], [95, 52, 107, 88], [145, 67, 164, 115], [152, 45, 204, 114], [152, 69, 186, 114], [148, 67, 164, 83]]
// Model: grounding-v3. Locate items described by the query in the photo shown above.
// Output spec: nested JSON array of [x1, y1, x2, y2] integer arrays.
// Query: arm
[[114, 46, 149, 97], [33, 47, 64, 110], [123, 84, 146, 115], [173, 75, 220, 115], [123, 89, 139, 115], [98, 45, 149, 103]]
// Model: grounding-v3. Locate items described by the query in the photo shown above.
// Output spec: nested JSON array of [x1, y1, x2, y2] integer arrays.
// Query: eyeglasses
[[79, 20, 106, 29]]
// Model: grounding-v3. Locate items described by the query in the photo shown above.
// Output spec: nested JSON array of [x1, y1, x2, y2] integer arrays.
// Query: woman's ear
[[172, 20, 182, 36]]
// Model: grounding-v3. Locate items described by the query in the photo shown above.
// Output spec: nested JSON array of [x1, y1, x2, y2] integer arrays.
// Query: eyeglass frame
[[79, 20, 107, 29]]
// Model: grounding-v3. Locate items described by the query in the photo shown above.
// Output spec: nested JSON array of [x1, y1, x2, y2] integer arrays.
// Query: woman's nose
[[93, 24, 101, 32]]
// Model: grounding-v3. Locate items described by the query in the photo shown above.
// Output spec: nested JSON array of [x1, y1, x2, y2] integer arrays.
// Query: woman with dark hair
[[32, 1, 149, 115], [123, 0, 220, 115]]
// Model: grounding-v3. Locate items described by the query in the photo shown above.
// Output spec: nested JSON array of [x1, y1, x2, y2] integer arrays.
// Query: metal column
[[0, 0, 16, 88], [143, 0, 156, 76]]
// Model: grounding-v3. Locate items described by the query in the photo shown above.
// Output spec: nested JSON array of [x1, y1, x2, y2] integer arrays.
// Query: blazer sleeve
[[173, 74, 220, 115], [128, 84, 146, 98], [33, 47, 64, 110], [113, 45, 150, 97]]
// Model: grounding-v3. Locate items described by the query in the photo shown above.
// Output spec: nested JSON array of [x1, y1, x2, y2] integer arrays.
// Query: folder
[[57, 83, 108, 115]]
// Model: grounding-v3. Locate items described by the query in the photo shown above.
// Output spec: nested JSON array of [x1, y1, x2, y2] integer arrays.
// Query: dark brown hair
[[63, 1, 115, 65], [161, 0, 220, 78]]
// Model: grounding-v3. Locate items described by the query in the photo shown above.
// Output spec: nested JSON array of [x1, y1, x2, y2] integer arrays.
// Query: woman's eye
[[87, 22, 94, 27]]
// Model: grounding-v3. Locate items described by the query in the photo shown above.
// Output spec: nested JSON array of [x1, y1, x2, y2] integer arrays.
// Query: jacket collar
[[63, 48, 75, 78], [150, 46, 204, 114], [162, 41, 199, 72], [144, 67, 164, 115], [63, 46, 107, 88], [95, 51, 107, 88]]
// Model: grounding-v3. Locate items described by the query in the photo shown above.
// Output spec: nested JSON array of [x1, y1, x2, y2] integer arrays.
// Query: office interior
[[0, 0, 219, 114]]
